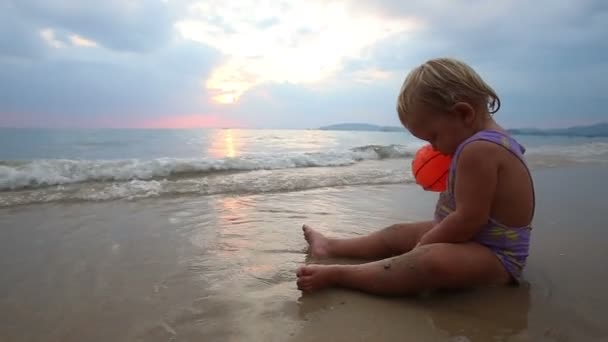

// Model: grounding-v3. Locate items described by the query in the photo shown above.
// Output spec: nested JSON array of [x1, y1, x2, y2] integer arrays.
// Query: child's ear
[[451, 102, 476, 126]]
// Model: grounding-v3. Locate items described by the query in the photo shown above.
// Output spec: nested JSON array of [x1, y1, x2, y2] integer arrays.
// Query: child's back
[[482, 130, 535, 229], [434, 128, 534, 283]]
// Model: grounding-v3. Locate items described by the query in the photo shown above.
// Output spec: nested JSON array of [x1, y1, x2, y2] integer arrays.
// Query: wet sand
[[0, 165, 607, 341]]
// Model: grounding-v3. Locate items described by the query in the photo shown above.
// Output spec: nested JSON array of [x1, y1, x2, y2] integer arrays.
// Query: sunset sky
[[1, 0, 606, 129]]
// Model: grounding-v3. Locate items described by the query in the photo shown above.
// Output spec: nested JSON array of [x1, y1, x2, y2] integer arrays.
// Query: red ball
[[412, 144, 452, 192]]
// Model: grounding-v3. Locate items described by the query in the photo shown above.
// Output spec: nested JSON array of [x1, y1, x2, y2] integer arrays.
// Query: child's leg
[[303, 221, 434, 260], [297, 242, 510, 295]]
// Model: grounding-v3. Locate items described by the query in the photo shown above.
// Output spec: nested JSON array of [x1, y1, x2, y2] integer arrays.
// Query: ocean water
[[2, 128, 608, 341], [1, 127, 607, 207]]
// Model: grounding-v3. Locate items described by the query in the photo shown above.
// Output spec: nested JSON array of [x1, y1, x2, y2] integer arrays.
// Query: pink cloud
[[0, 112, 243, 129], [0, 112, 80, 128], [140, 114, 242, 129], [0, 112, 143, 129]]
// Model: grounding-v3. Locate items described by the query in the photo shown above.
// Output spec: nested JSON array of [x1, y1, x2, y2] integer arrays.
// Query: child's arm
[[418, 141, 499, 245]]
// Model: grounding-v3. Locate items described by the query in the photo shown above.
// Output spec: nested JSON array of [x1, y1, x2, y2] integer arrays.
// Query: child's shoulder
[[460, 130, 525, 156], [457, 139, 503, 168], [457, 131, 527, 172]]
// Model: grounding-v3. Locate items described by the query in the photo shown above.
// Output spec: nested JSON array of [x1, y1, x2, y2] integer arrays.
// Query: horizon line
[[0, 121, 606, 131]]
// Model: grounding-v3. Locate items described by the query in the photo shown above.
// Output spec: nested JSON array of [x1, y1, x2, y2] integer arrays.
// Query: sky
[[0, 0, 606, 129]]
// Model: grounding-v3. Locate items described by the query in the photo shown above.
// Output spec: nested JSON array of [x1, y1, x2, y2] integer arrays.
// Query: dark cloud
[[0, 2, 45, 58], [12, 0, 174, 52], [0, 40, 223, 125], [0, 0, 228, 128], [339, 0, 608, 127], [349, 0, 607, 67]]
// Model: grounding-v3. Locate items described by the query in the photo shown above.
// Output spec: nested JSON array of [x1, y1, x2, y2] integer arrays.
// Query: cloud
[[175, 0, 420, 103], [39, 28, 67, 48], [0, 1, 238, 128], [341, 0, 607, 68], [12, 0, 175, 52], [69, 34, 97, 48], [230, 74, 405, 129], [207, 0, 608, 129], [0, 2, 46, 59], [336, 0, 608, 127], [0, 39, 223, 127], [0, 0, 606, 129]]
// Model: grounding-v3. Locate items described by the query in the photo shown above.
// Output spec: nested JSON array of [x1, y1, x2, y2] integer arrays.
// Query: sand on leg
[[297, 242, 510, 295], [303, 221, 434, 260]]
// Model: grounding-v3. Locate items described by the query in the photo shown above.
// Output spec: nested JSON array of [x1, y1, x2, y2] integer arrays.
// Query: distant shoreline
[[319, 122, 608, 138], [1, 123, 607, 137]]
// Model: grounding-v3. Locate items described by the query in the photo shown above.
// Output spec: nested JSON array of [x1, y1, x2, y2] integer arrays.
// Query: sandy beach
[[2, 0, 607, 340], [0, 164, 606, 341]]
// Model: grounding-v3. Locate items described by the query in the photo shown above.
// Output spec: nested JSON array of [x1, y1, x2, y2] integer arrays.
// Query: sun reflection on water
[[208, 129, 241, 158]]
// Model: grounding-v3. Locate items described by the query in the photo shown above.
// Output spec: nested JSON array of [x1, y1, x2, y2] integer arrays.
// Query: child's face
[[400, 102, 472, 155]]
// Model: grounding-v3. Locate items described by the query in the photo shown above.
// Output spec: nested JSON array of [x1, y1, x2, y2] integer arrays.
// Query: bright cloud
[[175, 1, 421, 104], [39, 28, 98, 49], [69, 34, 97, 47], [39, 28, 65, 48]]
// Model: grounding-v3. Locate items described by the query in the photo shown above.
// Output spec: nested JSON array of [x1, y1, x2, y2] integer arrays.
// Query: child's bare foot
[[302, 224, 331, 257], [296, 265, 340, 292]]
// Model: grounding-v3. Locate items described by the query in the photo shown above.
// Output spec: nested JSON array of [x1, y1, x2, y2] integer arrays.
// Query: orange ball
[[411, 144, 452, 192]]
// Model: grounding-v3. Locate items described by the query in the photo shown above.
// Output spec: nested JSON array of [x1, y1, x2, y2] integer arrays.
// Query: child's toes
[[298, 266, 314, 277], [297, 276, 311, 291]]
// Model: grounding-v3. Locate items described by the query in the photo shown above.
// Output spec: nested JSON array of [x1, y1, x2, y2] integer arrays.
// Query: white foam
[[0, 146, 416, 190], [528, 141, 608, 158], [0, 160, 415, 207], [2, 140, 608, 207], [83, 180, 164, 201]]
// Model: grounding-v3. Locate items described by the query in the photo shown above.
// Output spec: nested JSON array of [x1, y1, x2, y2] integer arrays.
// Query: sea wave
[[527, 141, 608, 159], [0, 160, 414, 207], [1, 141, 607, 206], [0, 145, 414, 191]]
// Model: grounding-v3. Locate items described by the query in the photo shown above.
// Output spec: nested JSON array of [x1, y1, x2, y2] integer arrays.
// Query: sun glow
[[142, 114, 239, 129], [176, 1, 420, 104]]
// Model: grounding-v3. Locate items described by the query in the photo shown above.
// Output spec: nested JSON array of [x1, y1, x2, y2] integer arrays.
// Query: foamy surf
[[527, 141, 608, 165], [1, 141, 607, 207], [0, 145, 414, 191], [0, 160, 414, 207]]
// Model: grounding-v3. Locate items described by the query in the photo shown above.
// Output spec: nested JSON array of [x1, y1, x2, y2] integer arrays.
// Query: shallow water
[[0, 166, 607, 341], [2, 128, 608, 207]]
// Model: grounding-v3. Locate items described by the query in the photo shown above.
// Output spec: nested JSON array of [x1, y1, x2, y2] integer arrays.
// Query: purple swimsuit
[[434, 130, 534, 283]]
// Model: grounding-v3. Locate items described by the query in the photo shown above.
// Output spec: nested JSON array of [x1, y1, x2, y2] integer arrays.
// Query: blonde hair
[[396, 58, 500, 118]]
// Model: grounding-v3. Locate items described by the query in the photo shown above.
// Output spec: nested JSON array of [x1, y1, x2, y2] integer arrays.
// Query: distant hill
[[507, 122, 608, 137], [319, 123, 403, 132], [319, 122, 608, 137]]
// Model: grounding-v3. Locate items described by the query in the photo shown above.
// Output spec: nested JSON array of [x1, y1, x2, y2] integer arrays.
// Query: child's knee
[[415, 245, 454, 279]]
